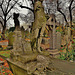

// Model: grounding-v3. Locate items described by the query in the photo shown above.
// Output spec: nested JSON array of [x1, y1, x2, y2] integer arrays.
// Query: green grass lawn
[[0, 50, 11, 58]]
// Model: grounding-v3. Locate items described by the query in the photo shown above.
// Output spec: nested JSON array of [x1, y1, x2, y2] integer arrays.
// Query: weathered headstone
[[56, 32, 61, 49], [11, 30, 32, 56]]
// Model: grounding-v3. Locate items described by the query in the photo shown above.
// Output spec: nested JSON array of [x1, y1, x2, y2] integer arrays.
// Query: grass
[[0, 50, 11, 58]]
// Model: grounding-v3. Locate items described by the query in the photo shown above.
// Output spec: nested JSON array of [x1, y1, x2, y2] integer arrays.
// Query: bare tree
[[69, 0, 75, 27], [0, 0, 19, 39], [57, 0, 75, 27], [18, 0, 34, 12], [57, 0, 68, 26]]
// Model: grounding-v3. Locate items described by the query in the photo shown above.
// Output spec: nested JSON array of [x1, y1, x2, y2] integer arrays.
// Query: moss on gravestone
[[8, 32, 15, 46]]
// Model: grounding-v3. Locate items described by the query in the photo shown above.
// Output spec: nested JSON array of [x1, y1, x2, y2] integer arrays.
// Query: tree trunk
[[68, 0, 74, 40], [69, 0, 74, 27], [2, 19, 6, 40]]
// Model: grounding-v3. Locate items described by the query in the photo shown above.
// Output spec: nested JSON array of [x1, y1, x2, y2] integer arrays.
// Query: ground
[[0, 57, 13, 75], [0, 46, 75, 75]]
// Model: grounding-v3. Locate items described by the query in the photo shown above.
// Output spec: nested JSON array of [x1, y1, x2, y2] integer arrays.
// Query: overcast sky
[[7, 0, 31, 28], [1, 0, 74, 28]]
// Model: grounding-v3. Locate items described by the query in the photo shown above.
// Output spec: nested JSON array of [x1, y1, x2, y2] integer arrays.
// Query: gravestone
[[49, 25, 57, 50], [47, 14, 61, 50], [56, 32, 61, 49], [11, 30, 32, 57]]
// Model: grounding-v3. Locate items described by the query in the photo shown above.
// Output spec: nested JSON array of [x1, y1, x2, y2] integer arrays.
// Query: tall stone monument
[[46, 14, 61, 57], [47, 14, 61, 50]]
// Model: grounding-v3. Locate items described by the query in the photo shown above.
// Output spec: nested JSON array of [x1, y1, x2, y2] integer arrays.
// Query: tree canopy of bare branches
[[0, 0, 19, 39], [57, 0, 75, 27]]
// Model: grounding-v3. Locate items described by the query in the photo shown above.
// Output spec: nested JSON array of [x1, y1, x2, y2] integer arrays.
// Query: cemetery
[[0, 0, 75, 75]]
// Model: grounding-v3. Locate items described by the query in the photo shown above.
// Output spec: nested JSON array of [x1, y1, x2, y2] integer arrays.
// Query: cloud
[[7, 0, 31, 28]]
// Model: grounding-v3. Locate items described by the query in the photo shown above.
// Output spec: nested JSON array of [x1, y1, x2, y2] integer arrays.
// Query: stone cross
[[47, 14, 61, 50]]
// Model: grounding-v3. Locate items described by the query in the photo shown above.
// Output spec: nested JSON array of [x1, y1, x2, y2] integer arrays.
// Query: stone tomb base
[[47, 49, 60, 58], [7, 54, 54, 75]]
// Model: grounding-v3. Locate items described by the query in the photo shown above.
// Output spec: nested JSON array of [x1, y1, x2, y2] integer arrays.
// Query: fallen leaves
[[0, 57, 13, 75]]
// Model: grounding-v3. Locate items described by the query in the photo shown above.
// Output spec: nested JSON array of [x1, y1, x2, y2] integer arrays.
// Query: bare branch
[[57, 0, 62, 9], [69, 0, 74, 26], [57, 0, 68, 25], [69, 0, 74, 11], [6, 15, 12, 21], [0, 16, 4, 20], [69, 0, 74, 8], [7, 0, 19, 14], [20, 5, 34, 12], [17, 2, 34, 13], [57, 10, 68, 24], [0, 0, 5, 15], [71, 6, 75, 10], [30, 0, 34, 5], [5, 0, 11, 12], [1, 0, 4, 5]]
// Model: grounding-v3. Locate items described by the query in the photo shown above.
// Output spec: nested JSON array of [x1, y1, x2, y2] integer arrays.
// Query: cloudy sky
[[1, 0, 74, 29], [7, 0, 31, 28]]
